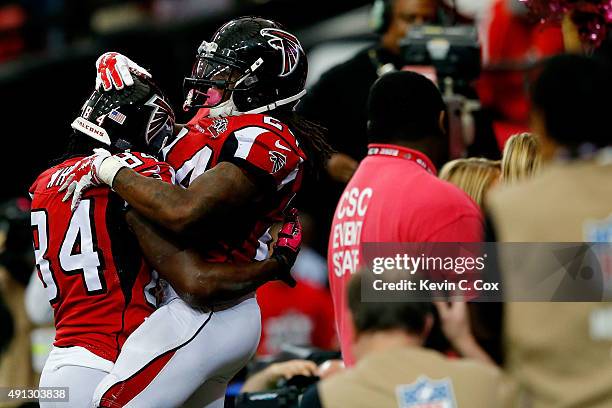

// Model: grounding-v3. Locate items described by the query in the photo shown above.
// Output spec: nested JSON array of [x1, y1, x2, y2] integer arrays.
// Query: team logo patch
[[396, 376, 457, 408], [583, 214, 612, 280], [584, 214, 612, 243], [269, 151, 287, 174], [207, 118, 229, 138], [145, 95, 175, 144], [260, 28, 303, 77]]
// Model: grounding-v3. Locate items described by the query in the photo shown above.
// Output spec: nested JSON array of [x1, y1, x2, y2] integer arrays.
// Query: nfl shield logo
[[584, 214, 612, 243], [396, 376, 457, 408]]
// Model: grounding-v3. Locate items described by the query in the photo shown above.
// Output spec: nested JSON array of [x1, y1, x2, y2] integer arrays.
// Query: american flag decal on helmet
[[145, 95, 175, 144], [261, 28, 304, 77]]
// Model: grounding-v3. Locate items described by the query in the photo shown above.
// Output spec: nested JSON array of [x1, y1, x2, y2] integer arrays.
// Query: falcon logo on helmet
[[261, 28, 304, 77], [145, 95, 175, 146]]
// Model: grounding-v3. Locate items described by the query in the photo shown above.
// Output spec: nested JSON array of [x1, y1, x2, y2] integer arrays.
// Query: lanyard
[[367, 144, 437, 175]]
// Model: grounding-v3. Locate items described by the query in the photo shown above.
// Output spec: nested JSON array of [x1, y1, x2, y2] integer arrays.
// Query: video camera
[[400, 25, 480, 90], [400, 25, 483, 159], [235, 347, 340, 408]]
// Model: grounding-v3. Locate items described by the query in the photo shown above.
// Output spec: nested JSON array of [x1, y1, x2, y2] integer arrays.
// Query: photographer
[[299, 273, 505, 408], [300, 0, 441, 182]]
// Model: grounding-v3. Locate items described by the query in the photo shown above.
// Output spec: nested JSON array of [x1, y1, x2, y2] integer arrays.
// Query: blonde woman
[[501, 132, 542, 184], [439, 158, 501, 208]]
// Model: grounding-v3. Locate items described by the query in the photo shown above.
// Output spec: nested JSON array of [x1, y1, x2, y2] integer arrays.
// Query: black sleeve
[[299, 384, 324, 408], [217, 132, 277, 193], [298, 70, 335, 124]]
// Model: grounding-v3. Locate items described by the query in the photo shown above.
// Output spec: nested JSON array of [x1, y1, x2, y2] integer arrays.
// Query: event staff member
[[487, 54, 612, 407], [328, 71, 483, 366], [300, 274, 507, 408]]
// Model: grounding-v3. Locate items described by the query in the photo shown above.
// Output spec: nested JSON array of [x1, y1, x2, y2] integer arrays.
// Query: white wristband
[[98, 156, 127, 187]]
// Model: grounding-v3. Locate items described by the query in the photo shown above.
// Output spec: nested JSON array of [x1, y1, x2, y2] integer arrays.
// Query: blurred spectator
[[25, 269, 55, 377], [439, 157, 501, 207], [153, 0, 233, 22], [0, 198, 35, 287], [328, 71, 483, 365], [0, 4, 26, 62], [438, 158, 504, 364], [299, 273, 506, 408], [24, 270, 53, 327], [291, 213, 328, 288], [0, 198, 37, 395], [450, 0, 495, 21], [0, 293, 13, 355], [487, 54, 612, 407], [520, 0, 612, 56], [91, 2, 152, 34], [500, 132, 542, 184], [256, 280, 336, 356], [477, 0, 564, 148]]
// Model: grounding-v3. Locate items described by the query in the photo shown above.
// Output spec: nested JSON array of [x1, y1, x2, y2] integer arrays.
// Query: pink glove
[[272, 208, 302, 288], [96, 52, 151, 91]]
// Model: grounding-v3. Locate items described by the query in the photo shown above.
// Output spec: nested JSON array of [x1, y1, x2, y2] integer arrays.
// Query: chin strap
[[245, 90, 308, 114], [208, 89, 307, 118]]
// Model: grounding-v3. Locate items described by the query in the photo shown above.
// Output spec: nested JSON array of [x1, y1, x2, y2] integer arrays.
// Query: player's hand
[[58, 154, 98, 195], [96, 52, 151, 91], [271, 208, 302, 288], [60, 149, 117, 211]]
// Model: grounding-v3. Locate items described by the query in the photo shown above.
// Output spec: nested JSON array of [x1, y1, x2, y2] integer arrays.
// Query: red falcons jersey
[[29, 152, 174, 362], [162, 113, 306, 263]]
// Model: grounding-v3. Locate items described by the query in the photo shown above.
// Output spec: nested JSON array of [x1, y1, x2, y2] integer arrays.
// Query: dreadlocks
[[52, 131, 107, 166], [272, 110, 335, 178]]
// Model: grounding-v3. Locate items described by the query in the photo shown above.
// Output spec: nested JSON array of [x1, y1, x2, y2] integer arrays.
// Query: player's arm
[[125, 209, 300, 307], [111, 161, 260, 235]]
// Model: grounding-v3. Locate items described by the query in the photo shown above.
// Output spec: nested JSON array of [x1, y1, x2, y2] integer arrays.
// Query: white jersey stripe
[[176, 146, 212, 185], [278, 159, 302, 190], [255, 228, 272, 261], [189, 147, 213, 185], [234, 127, 268, 160], [161, 127, 189, 160]]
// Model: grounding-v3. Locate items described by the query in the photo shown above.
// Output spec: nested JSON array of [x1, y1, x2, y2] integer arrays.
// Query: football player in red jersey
[[61, 17, 332, 408], [32, 74, 303, 408]]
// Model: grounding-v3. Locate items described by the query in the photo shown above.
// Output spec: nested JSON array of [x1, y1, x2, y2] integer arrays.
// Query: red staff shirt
[[328, 144, 483, 365]]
